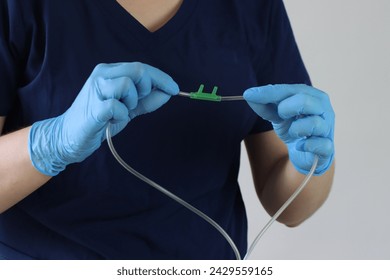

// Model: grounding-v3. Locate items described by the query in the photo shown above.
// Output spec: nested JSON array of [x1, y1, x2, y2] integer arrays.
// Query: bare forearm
[[0, 127, 51, 213], [260, 155, 334, 227]]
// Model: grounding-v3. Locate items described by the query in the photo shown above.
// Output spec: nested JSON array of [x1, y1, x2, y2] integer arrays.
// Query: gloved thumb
[[243, 88, 283, 123]]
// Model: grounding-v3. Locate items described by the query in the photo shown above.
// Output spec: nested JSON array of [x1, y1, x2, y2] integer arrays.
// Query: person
[[0, 0, 335, 259]]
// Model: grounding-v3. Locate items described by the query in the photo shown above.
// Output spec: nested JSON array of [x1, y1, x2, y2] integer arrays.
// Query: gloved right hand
[[29, 62, 179, 176], [243, 84, 334, 175]]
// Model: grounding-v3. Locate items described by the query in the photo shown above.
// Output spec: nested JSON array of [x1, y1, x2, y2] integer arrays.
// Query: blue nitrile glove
[[243, 84, 335, 175], [29, 62, 179, 176]]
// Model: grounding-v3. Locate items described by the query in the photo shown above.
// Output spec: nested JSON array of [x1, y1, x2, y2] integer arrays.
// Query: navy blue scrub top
[[0, 0, 310, 259]]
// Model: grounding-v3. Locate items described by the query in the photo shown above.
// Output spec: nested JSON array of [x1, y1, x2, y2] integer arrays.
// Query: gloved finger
[[278, 93, 325, 119], [106, 121, 129, 140], [288, 151, 318, 175], [245, 102, 283, 123], [295, 137, 334, 158], [143, 64, 180, 95], [129, 90, 171, 119], [94, 99, 130, 124], [289, 116, 332, 139], [96, 77, 139, 110], [94, 63, 179, 96], [134, 73, 152, 99], [243, 84, 296, 105], [244, 84, 324, 105]]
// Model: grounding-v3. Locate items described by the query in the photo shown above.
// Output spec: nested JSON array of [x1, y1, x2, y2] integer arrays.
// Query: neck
[[116, 0, 183, 32]]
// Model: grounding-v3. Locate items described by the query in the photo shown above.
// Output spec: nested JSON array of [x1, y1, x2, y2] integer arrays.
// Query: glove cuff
[[28, 118, 67, 176]]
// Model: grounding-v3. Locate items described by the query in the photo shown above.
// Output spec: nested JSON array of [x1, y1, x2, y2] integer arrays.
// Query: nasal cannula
[[106, 86, 319, 260], [178, 84, 245, 101]]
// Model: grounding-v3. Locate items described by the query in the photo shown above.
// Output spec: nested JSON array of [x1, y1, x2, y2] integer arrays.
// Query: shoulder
[[0, 0, 91, 47], [197, 0, 277, 19], [0, 0, 84, 24], [197, 0, 281, 36], [216, 0, 284, 35], [0, 0, 46, 56], [228, 0, 278, 16], [1, 0, 45, 16], [1, 0, 47, 34]]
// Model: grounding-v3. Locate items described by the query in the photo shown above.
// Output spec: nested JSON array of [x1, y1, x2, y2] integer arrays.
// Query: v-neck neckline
[[95, 0, 198, 47]]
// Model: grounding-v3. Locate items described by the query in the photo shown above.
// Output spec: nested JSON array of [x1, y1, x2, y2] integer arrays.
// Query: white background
[[240, 0, 390, 259]]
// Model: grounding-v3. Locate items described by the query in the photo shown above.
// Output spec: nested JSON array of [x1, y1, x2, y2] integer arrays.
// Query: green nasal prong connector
[[189, 84, 222, 102]]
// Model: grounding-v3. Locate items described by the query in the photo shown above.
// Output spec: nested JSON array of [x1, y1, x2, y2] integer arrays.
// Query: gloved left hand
[[243, 84, 335, 175], [29, 62, 179, 176]]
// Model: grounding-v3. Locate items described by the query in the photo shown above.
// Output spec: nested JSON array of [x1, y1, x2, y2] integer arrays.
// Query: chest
[[16, 1, 264, 141]]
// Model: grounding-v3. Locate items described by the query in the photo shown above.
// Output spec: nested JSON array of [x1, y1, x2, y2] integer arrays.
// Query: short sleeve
[[247, 0, 311, 135], [248, 117, 273, 135], [254, 0, 311, 86], [0, 1, 22, 116]]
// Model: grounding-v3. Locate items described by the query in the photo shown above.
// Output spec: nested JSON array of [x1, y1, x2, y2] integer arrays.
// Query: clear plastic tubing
[[244, 155, 318, 260], [178, 91, 245, 101], [106, 125, 241, 260], [106, 98, 318, 260]]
